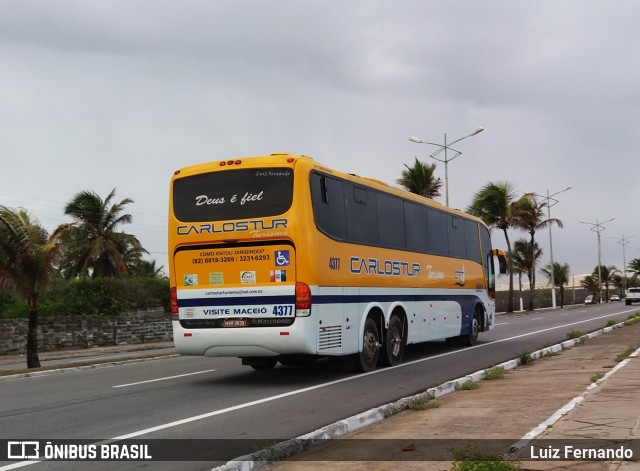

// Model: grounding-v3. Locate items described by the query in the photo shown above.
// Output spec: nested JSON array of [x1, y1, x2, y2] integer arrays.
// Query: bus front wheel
[[357, 318, 381, 372], [461, 310, 481, 346], [243, 358, 278, 371]]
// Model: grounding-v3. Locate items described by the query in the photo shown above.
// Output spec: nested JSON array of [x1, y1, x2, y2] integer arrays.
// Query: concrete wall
[[495, 287, 595, 312], [0, 309, 172, 355]]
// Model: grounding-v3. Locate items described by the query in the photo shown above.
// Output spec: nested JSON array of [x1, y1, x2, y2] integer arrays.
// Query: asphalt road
[[0, 302, 634, 471]]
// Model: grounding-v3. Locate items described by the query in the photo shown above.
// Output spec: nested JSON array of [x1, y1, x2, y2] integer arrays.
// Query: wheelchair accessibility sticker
[[274, 250, 290, 267]]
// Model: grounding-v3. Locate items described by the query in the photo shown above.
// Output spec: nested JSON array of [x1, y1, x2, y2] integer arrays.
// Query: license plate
[[223, 318, 248, 327]]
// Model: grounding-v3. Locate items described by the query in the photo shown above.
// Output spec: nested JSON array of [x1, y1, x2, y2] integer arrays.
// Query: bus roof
[[172, 152, 487, 228]]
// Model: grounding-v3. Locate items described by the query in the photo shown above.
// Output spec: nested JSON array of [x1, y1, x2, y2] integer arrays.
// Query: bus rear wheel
[[243, 358, 278, 370], [381, 315, 405, 366], [357, 318, 380, 372]]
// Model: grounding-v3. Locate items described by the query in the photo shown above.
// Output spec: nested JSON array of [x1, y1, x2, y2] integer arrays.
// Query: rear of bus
[[168, 154, 317, 368]]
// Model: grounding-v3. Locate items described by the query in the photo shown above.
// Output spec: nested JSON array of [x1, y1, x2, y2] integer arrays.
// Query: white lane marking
[[1, 309, 632, 470], [113, 369, 217, 388], [531, 317, 543, 320]]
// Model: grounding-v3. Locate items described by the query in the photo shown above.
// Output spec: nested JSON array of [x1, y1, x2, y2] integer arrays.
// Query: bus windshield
[[172, 167, 294, 222]]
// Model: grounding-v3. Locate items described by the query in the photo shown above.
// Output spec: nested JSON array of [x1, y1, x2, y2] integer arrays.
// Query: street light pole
[[610, 234, 637, 295], [580, 218, 615, 304], [545, 187, 571, 309], [527, 186, 572, 309], [408, 126, 484, 207]]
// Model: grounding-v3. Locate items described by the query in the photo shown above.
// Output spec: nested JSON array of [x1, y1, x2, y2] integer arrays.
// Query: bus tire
[[357, 317, 380, 372], [246, 358, 278, 371], [381, 315, 405, 367], [461, 309, 482, 346]]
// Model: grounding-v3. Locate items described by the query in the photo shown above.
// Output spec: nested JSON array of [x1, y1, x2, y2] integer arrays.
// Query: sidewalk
[[0, 340, 176, 372]]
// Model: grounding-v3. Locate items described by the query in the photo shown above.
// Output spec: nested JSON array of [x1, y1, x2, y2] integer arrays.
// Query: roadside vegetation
[[589, 342, 638, 385], [624, 312, 640, 326], [451, 446, 520, 471], [483, 366, 506, 380], [0, 277, 169, 318], [457, 379, 480, 390], [615, 347, 636, 362], [566, 330, 585, 340], [0, 189, 166, 368], [408, 397, 440, 411], [518, 349, 534, 365]]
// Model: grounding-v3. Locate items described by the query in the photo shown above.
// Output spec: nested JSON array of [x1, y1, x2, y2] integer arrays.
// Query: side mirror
[[492, 249, 508, 275]]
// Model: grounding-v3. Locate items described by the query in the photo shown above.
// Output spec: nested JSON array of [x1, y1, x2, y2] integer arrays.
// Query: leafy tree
[[467, 181, 518, 312], [512, 195, 563, 309], [396, 158, 443, 198], [511, 238, 542, 310], [60, 188, 148, 278], [0, 206, 67, 368], [541, 262, 571, 308]]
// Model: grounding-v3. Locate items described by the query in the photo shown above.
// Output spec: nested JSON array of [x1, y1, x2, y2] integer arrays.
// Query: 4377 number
[[272, 305, 293, 316]]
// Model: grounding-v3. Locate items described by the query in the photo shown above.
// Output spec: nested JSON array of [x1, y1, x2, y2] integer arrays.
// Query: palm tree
[[512, 238, 542, 310], [512, 195, 563, 309], [611, 272, 624, 297], [60, 188, 148, 278], [580, 275, 600, 301], [541, 262, 570, 308], [509, 241, 527, 311], [467, 181, 518, 312], [0, 206, 68, 368], [396, 158, 443, 199], [593, 265, 617, 302], [628, 258, 640, 277], [129, 259, 166, 279]]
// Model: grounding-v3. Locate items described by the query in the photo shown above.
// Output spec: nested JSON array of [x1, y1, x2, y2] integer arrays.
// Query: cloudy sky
[[2, 1, 639, 281]]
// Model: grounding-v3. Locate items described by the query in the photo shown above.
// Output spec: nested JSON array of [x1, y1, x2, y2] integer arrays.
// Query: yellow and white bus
[[168, 153, 506, 372]]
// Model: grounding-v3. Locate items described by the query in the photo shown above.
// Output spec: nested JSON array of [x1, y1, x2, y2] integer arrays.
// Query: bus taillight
[[170, 287, 179, 315], [295, 282, 311, 317]]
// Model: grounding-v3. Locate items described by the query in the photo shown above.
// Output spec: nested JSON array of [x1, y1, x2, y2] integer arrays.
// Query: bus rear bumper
[[171, 319, 317, 357]]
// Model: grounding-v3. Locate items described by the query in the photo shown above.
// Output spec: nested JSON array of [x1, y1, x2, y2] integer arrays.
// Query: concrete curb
[[212, 322, 631, 471]]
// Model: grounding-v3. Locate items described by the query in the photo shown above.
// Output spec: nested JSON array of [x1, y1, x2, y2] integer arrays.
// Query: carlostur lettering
[[349, 256, 421, 277], [177, 218, 287, 235]]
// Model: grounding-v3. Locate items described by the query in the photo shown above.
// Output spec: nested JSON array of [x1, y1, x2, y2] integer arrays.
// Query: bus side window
[[320, 175, 329, 204], [427, 208, 448, 256], [311, 173, 347, 239], [346, 184, 378, 245]]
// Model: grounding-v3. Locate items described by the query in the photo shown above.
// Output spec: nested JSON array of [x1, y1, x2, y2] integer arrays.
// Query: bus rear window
[[173, 168, 294, 222]]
